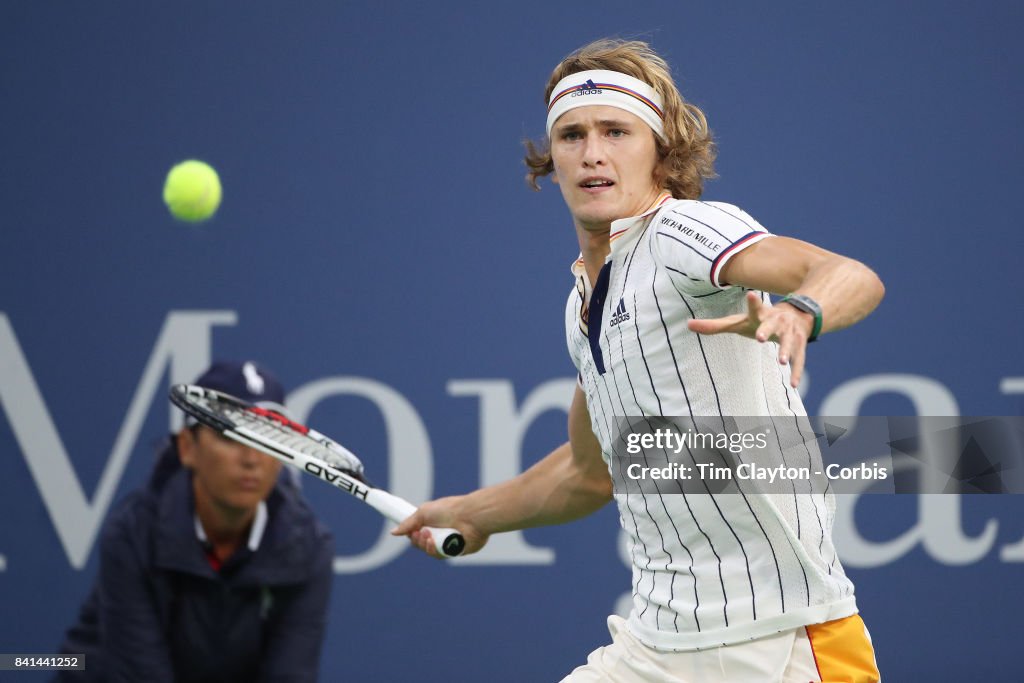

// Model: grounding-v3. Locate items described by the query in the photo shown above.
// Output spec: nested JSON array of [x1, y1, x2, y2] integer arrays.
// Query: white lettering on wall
[[821, 373, 999, 567], [446, 379, 577, 565], [287, 377, 434, 574], [0, 311, 236, 568]]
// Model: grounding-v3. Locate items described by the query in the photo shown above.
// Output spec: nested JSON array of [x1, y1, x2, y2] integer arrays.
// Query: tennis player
[[396, 39, 884, 682]]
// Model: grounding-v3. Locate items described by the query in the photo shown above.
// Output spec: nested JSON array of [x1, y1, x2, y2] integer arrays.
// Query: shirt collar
[[569, 192, 673, 278], [194, 500, 269, 553]]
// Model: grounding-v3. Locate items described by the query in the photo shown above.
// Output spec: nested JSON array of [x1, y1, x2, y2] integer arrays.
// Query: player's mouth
[[579, 177, 615, 193]]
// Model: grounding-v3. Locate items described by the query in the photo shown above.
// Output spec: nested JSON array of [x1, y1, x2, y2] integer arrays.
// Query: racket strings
[[209, 399, 363, 476]]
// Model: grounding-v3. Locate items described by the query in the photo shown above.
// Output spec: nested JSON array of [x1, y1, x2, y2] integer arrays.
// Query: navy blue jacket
[[56, 444, 334, 683]]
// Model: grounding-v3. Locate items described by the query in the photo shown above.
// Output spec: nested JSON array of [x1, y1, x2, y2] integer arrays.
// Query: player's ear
[[176, 427, 198, 468], [551, 171, 559, 185]]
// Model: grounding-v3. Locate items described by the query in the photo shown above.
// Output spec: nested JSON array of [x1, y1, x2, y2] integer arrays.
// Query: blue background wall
[[2, 1, 1022, 680]]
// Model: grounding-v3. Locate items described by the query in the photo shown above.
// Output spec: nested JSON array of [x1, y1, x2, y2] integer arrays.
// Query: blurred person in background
[[55, 360, 334, 683]]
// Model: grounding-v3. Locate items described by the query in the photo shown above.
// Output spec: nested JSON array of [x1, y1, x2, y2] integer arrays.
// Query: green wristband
[[779, 294, 823, 342]]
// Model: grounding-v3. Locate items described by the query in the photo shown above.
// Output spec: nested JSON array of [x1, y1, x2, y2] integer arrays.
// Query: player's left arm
[[688, 236, 884, 386]]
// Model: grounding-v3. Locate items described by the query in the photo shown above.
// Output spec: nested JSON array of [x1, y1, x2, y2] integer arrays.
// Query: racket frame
[[169, 384, 464, 557]]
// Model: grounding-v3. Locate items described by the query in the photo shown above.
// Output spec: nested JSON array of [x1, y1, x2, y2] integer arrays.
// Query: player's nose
[[581, 136, 606, 167]]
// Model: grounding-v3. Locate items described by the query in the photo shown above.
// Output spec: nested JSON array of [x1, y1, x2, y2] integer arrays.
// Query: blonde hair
[[525, 39, 716, 199]]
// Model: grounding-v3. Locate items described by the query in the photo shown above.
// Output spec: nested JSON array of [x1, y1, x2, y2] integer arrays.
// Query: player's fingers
[[687, 318, 722, 334], [745, 291, 764, 318], [688, 314, 745, 335], [774, 327, 806, 386], [754, 317, 780, 344], [417, 529, 440, 558], [409, 529, 429, 554], [392, 513, 422, 537], [788, 344, 806, 388]]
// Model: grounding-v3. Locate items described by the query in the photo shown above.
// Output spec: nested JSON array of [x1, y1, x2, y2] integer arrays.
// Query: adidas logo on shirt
[[609, 298, 631, 327]]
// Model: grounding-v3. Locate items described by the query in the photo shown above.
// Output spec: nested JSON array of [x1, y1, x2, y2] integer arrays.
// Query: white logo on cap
[[242, 362, 265, 395]]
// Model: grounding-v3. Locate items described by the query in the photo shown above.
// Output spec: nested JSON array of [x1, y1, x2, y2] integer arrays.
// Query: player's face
[[179, 426, 282, 514], [550, 105, 663, 232]]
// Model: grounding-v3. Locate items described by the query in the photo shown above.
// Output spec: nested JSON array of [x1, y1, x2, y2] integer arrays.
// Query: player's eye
[[561, 130, 583, 141], [609, 128, 628, 137]]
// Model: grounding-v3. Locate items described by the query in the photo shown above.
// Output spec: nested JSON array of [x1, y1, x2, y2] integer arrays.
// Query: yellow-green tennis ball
[[163, 160, 222, 222]]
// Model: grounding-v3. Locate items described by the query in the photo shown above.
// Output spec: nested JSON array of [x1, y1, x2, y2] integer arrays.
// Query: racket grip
[[425, 526, 465, 558], [367, 490, 465, 558]]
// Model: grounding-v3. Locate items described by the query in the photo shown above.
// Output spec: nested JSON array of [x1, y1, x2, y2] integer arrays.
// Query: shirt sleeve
[[96, 506, 176, 683], [650, 200, 772, 292], [565, 284, 584, 374], [258, 527, 335, 683]]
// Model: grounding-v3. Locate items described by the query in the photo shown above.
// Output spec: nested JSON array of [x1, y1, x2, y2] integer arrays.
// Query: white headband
[[546, 69, 665, 140]]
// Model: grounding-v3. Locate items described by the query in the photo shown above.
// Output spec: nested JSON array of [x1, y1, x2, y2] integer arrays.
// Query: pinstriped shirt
[[565, 195, 857, 651]]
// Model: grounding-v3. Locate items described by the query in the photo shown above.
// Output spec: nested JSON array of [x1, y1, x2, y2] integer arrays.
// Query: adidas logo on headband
[[546, 69, 666, 140], [573, 79, 602, 96]]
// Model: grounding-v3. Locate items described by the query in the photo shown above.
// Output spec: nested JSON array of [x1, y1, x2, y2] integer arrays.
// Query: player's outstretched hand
[[392, 496, 489, 559], [687, 291, 814, 388]]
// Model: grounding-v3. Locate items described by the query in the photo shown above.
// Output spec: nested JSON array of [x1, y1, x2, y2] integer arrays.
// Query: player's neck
[[575, 223, 611, 287]]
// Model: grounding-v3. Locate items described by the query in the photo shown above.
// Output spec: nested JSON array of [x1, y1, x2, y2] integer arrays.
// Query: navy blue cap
[[193, 360, 286, 409]]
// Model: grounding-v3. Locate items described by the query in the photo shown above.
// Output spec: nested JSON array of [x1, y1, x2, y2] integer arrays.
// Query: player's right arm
[[393, 385, 612, 557]]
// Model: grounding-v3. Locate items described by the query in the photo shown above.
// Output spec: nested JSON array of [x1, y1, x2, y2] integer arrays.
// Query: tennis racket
[[169, 384, 465, 558]]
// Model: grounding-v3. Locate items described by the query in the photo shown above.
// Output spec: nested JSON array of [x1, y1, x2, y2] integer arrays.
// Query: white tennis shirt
[[565, 194, 857, 651]]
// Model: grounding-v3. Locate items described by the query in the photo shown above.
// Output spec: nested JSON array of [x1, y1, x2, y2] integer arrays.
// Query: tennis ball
[[163, 159, 222, 222]]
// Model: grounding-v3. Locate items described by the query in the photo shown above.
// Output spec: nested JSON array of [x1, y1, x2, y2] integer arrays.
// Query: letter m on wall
[[0, 311, 236, 568]]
